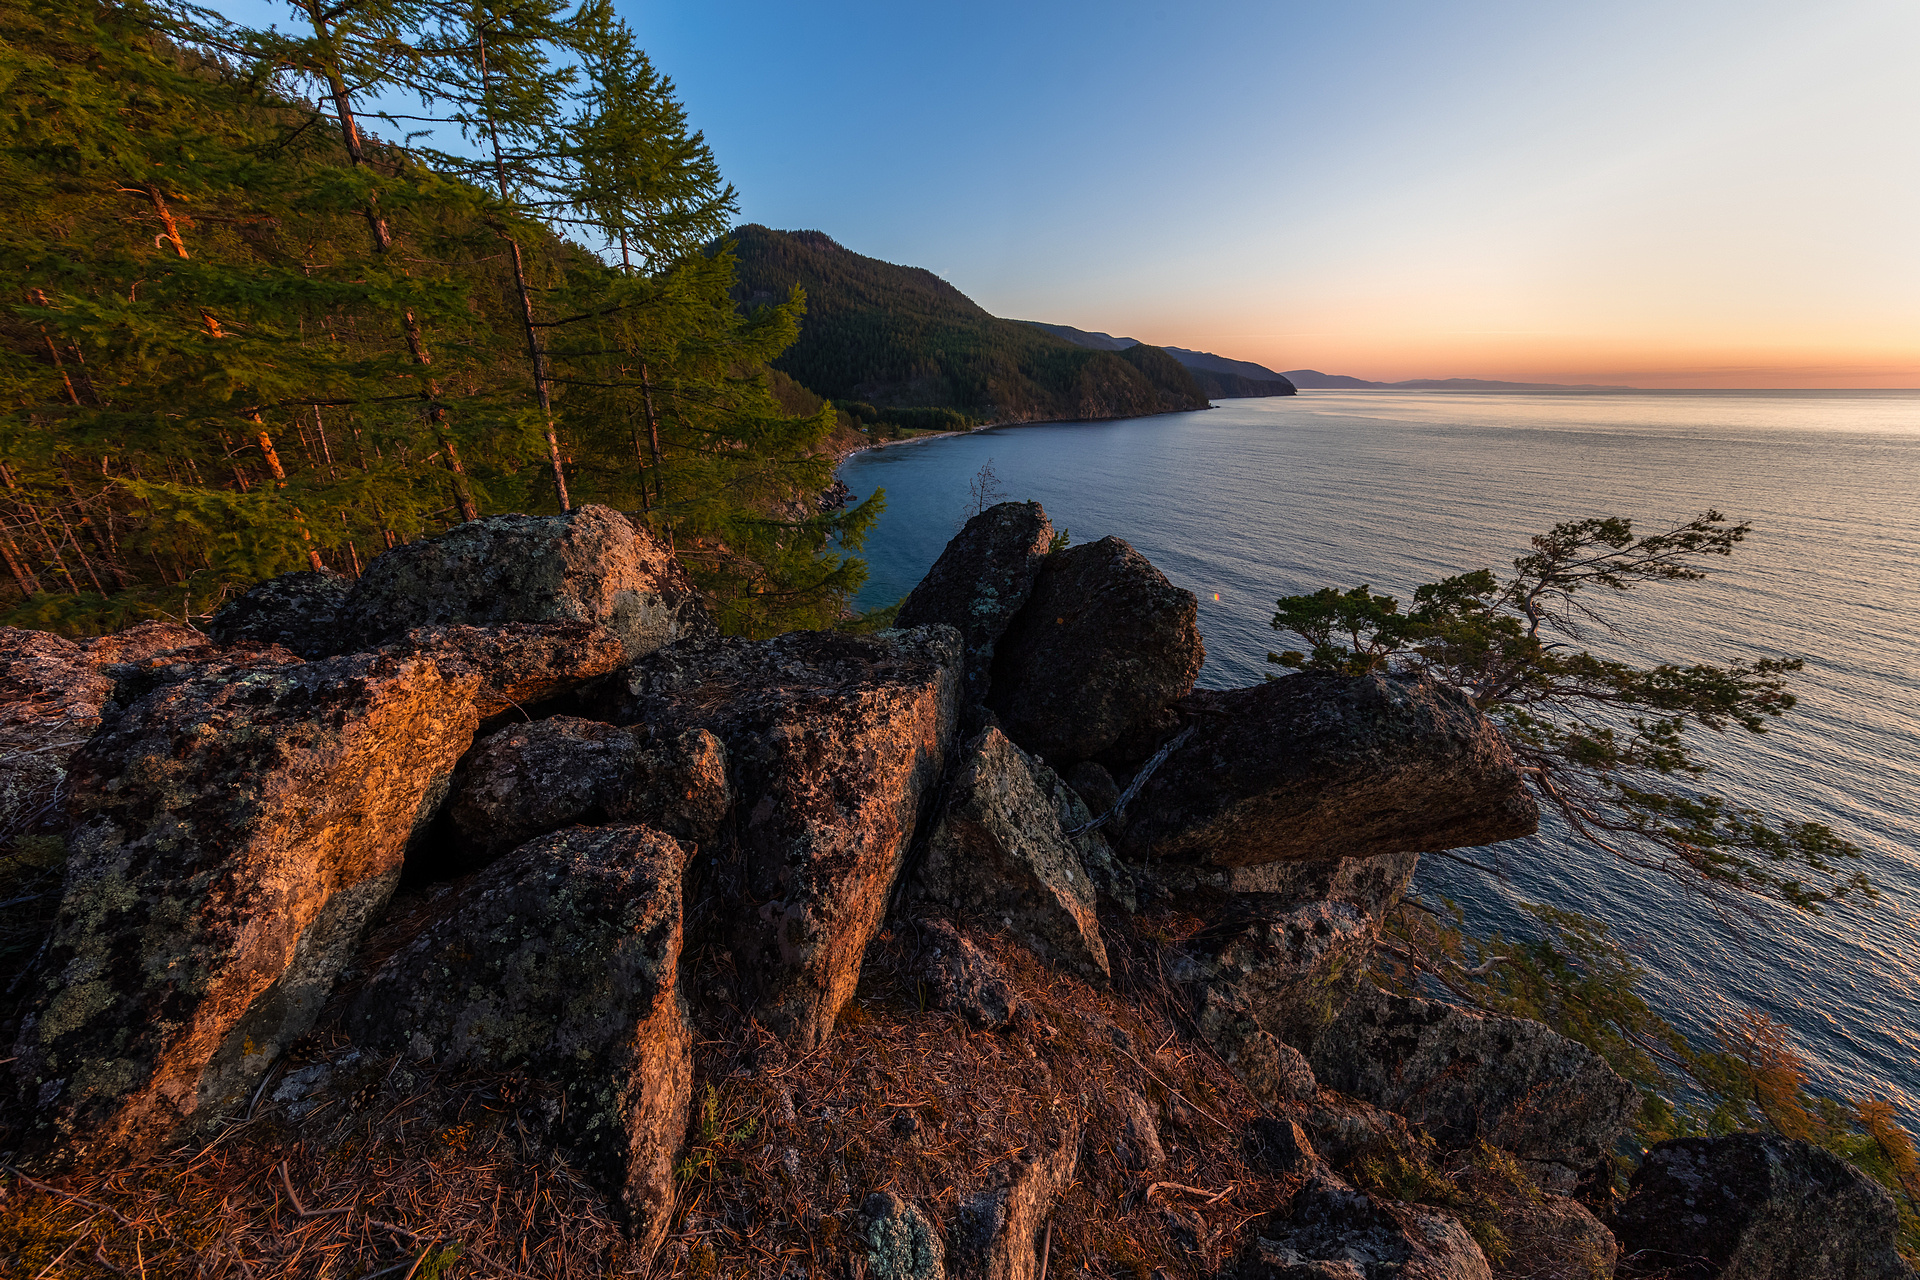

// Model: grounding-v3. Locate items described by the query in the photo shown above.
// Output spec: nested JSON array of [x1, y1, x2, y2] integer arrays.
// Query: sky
[[220, 0, 1920, 387], [617, 0, 1920, 387]]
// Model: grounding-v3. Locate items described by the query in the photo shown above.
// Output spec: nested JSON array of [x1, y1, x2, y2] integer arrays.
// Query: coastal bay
[[840, 388, 1920, 1118]]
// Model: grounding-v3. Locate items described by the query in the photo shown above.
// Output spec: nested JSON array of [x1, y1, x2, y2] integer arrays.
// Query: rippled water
[[839, 390, 1920, 1116]]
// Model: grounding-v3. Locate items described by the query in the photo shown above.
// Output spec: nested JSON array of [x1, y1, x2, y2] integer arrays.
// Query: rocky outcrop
[[1204, 1001, 1320, 1108], [12, 647, 480, 1153], [949, 1115, 1082, 1280], [895, 502, 1054, 708], [1118, 674, 1538, 868], [1239, 1176, 1493, 1280], [916, 727, 1109, 980], [447, 716, 730, 863], [616, 627, 961, 1049], [920, 920, 1021, 1031], [1611, 1134, 1914, 1280], [1172, 895, 1383, 1064], [343, 824, 689, 1255], [1307, 988, 1638, 1195], [207, 569, 350, 657], [335, 506, 713, 660], [388, 621, 630, 722], [987, 536, 1203, 769]]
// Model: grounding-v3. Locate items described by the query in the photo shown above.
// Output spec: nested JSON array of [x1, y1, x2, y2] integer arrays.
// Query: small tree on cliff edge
[[1268, 510, 1869, 915]]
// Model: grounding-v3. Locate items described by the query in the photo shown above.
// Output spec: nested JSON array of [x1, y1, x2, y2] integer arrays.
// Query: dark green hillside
[[727, 226, 1208, 423]]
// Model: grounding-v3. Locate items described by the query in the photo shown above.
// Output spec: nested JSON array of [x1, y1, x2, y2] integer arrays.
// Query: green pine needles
[[2, 0, 877, 636], [1269, 510, 1868, 914]]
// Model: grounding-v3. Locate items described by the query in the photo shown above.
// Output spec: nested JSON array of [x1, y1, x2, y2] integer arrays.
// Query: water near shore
[[839, 389, 1920, 1117]]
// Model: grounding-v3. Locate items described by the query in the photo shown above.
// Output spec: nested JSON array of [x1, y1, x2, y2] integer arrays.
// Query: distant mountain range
[[727, 228, 1209, 424], [1021, 322, 1297, 399], [1283, 370, 1634, 391]]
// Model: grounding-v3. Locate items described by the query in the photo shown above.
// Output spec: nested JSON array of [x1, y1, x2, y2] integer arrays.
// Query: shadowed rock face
[[207, 570, 350, 658], [447, 716, 729, 863], [1307, 987, 1638, 1196], [11, 647, 480, 1154], [987, 536, 1203, 769], [616, 627, 961, 1050], [341, 825, 690, 1258], [916, 727, 1109, 980], [895, 501, 1054, 708], [1119, 673, 1538, 868], [1611, 1134, 1914, 1280], [919, 919, 1021, 1031], [336, 505, 714, 660], [1238, 1176, 1493, 1280], [1173, 896, 1384, 1057]]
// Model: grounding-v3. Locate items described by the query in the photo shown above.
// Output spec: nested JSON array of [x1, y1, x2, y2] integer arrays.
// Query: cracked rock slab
[[341, 824, 690, 1258], [616, 627, 960, 1050], [447, 716, 729, 864], [1118, 673, 1537, 868], [896, 500, 1054, 708], [11, 646, 480, 1155], [916, 727, 1109, 980], [1307, 986, 1637, 1195], [987, 536, 1203, 770]]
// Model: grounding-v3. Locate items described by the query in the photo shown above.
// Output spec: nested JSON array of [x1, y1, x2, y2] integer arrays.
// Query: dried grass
[[2, 906, 1301, 1280]]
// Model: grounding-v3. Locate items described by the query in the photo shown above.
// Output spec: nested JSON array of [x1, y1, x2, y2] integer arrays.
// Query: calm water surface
[[840, 390, 1920, 1117]]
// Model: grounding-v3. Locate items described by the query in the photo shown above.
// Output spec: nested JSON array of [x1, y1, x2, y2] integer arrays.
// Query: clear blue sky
[[621, 0, 1919, 386], [215, 0, 1920, 385]]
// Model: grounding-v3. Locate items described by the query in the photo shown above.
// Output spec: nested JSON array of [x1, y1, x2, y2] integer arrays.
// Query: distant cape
[[1020, 322, 1296, 398], [1284, 370, 1634, 391]]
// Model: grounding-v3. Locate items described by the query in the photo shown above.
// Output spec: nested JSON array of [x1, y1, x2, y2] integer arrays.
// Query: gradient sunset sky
[[625, 0, 1918, 387]]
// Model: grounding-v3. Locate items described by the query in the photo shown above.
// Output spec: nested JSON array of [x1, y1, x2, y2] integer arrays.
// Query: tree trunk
[[640, 362, 666, 508], [299, 1, 480, 523], [474, 25, 570, 512]]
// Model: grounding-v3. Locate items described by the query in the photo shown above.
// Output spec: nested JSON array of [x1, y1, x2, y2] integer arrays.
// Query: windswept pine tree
[[0, 0, 876, 635]]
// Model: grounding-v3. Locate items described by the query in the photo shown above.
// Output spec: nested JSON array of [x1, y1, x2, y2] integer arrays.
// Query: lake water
[[839, 390, 1920, 1118]]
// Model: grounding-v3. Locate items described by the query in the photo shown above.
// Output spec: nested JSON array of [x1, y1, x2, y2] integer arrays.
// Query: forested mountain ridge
[[727, 226, 1210, 423], [1020, 322, 1296, 398], [1, 0, 873, 637]]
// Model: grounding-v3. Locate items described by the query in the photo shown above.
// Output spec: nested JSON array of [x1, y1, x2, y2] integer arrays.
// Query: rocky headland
[[1, 503, 1909, 1279]]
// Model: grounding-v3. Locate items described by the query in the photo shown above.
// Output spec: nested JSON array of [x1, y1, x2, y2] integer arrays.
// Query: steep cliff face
[[4, 502, 1900, 1280], [727, 226, 1209, 423]]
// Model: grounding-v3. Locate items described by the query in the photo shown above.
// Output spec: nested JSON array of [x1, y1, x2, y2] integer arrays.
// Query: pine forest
[[1, 0, 879, 639]]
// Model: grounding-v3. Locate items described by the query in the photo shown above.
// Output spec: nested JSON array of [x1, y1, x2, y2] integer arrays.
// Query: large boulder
[[1237, 1176, 1493, 1280], [447, 716, 730, 862], [616, 627, 961, 1050], [341, 825, 690, 1259], [1611, 1134, 1914, 1280], [335, 505, 713, 660], [986, 536, 1203, 769], [207, 569, 350, 658], [895, 501, 1054, 707], [10, 647, 481, 1154], [1307, 988, 1638, 1195], [1117, 674, 1538, 868], [1, 623, 209, 840], [915, 727, 1109, 980]]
